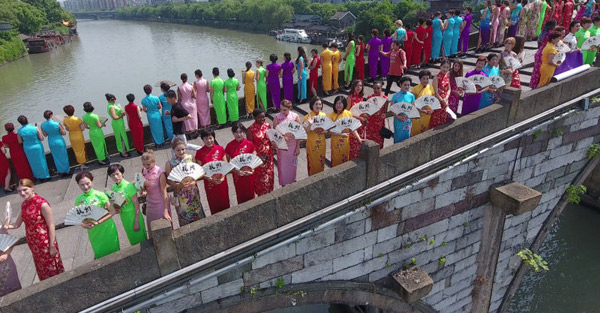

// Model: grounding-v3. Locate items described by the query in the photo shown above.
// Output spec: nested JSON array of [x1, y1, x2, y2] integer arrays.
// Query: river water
[[508, 203, 600, 312], [0, 19, 319, 129]]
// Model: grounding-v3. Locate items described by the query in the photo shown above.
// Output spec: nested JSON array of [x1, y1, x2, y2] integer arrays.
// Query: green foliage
[[550, 128, 564, 137], [517, 249, 549, 272], [463, 221, 470, 227], [429, 239, 435, 245], [419, 235, 428, 242], [441, 241, 447, 246], [404, 244, 412, 249], [439, 256, 446, 266], [275, 278, 285, 288], [533, 129, 543, 140], [378, 253, 385, 258], [410, 257, 417, 265], [586, 144, 600, 159], [0, 35, 27, 63], [0, 0, 74, 35], [565, 185, 587, 204]]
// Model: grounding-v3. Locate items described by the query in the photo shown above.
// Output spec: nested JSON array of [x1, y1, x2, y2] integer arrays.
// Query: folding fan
[[415, 96, 442, 110], [330, 117, 362, 134], [1, 202, 19, 226], [266, 129, 288, 150], [555, 42, 572, 54], [64, 205, 109, 226], [276, 121, 307, 140], [455, 77, 477, 94], [367, 96, 387, 108], [350, 101, 381, 116], [99, 116, 109, 125], [310, 115, 336, 131], [230, 153, 263, 170], [105, 190, 127, 208], [134, 172, 145, 191], [202, 161, 235, 178], [563, 34, 578, 51], [503, 56, 522, 70], [553, 51, 566, 64], [389, 102, 421, 118], [0, 234, 18, 253], [186, 143, 203, 151], [468, 74, 493, 88], [490, 76, 506, 89], [167, 162, 205, 182], [581, 36, 600, 50]]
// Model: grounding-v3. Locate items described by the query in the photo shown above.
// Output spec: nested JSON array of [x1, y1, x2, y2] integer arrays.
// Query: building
[[329, 11, 356, 30]]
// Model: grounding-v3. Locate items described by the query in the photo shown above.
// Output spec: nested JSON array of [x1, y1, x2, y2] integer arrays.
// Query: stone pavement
[[0, 42, 539, 289]]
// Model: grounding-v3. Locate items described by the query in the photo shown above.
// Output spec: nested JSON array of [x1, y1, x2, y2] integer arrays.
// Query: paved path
[[0, 43, 539, 289]]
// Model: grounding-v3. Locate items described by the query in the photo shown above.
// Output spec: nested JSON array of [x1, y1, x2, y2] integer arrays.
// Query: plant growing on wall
[[586, 144, 600, 159], [565, 185, 587, 204], [517, 249, 549, 272]]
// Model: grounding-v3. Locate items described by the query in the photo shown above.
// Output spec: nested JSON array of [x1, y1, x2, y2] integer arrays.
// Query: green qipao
[[224, 77, 240, 122], [256, 66, 267, 111], [107, 103, 130, 153], [75, 189, 120, 259], [82, 112, 107, 161], [211, 77, 227, 125], [111, 179, 147, 245]]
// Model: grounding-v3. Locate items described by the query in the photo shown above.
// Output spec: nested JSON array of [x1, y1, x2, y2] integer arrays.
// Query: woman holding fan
[[5, 179, 64, 279], [247, 109, 275, 196], [226, 122, 257, 205], [329, 96, 362, 167], [195, 129, 230, 215], [107, 164, 147, 245], [141, 150, 171, 238], [302, 97, 327, 176], [273, 100, 301, 187], [165, 138, 204, 226]]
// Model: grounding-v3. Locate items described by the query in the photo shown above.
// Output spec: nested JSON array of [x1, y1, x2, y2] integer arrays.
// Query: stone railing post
[[151, 219, 180, 276], [471, 182, 541, 313], [501, 87, 522, 125], [360, 140, 381, 188]]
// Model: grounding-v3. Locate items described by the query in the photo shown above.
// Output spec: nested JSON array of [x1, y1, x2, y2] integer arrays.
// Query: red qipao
[[365, 94, 387, 149], [356, 42, 366, 80], [225, 138, 256, 205], [424, 26, 433, 63], [247, 122, 275, 196], [21, 194, 64, 280], [412, 25, 427, 65], [125, 102, 145, 153], [0, 142, 10, 188], [2, 132, 33, 180], [309, 56, 321, 93], [430, 71, 451, 128], [195, 145, 230, 215], [347, 93, 364, 160], [404, 30, 414, 67]]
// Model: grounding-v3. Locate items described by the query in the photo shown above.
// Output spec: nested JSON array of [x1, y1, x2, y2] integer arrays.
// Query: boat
[[24, 38, 54, 54], [276, 28, 312, 43]]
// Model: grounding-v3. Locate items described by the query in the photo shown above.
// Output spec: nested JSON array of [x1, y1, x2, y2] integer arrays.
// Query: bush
[[0, 35, 27, 63]]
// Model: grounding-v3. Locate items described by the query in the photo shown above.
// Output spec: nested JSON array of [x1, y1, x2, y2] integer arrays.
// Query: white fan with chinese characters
[[389, 102, 421, 118], [276, 121, 307, 140], [350, 101, 381, 116], [310, 115, 336, 131], [503, 56, 522, 70], [266, 129, 288, 150], [105, 190, 127, 208], [468, 74, 493, 88], [581, 35, 600, 50], [133, 172, 145, 191], [330, 117, 362, 134], [64, 205, 109, 226], [455, 77, 477, 94], [553, 51, 566, 64], [415, 96, 442, 110], [202, 161, 235, 178], [230, 153, 263, 170], [0, 234, 18, 253], [167, 162, 205, 182], [555, 42, 572, 54], [490, 76, 506, 88]]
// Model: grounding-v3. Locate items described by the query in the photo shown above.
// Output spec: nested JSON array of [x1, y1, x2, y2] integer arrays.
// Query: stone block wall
[[145, 103, 600, 313]]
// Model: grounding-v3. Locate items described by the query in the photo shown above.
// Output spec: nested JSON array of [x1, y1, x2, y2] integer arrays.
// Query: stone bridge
[[2, 72, 600, 312], [72, 11, 116, 20]]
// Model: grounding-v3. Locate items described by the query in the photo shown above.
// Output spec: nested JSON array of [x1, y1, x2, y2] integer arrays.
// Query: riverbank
[[117, 16, 274, 33], [0, 35, 28, 65]]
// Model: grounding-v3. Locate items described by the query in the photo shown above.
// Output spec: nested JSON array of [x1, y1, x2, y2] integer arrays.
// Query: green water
[[508, 204, 600, 313]]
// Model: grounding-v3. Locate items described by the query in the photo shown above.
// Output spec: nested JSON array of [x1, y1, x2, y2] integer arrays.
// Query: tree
[[288, 0, 312, 15], [309, 3, 337, 19], [394, 0, 428, 23], [354, 1, 395, 37]]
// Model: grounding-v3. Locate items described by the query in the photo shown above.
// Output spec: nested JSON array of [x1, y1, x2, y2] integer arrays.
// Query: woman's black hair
[[107, 163, 125, 176], [17, 115, 28, 126], [160, 83, 170, 92], [199, 128, 216, 140], [126, 93, 135, 103], [227, 68, 235, 78], [83, 102, 94, 113], [284, 52, 291, 61], [245, 61, 252, 70], [231, 121, 246, 133], [269, 54, 278, 63], [43, 110, 53, 120], [333, 96, 346, 114], [63, 105, 75, 116], [181, 73, 188, 81], [253, 108, 265, 118], [399, 76, 412, 85], [75, 171, 94, 183], [143, 84, 152, 95], [212, 67, 219, 76], [487, 53, 498, 61], [194, 69, 202, 77], [309, 97, 322, 111], [105, 93, 116, 102], [418, 70, 431, 79]]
